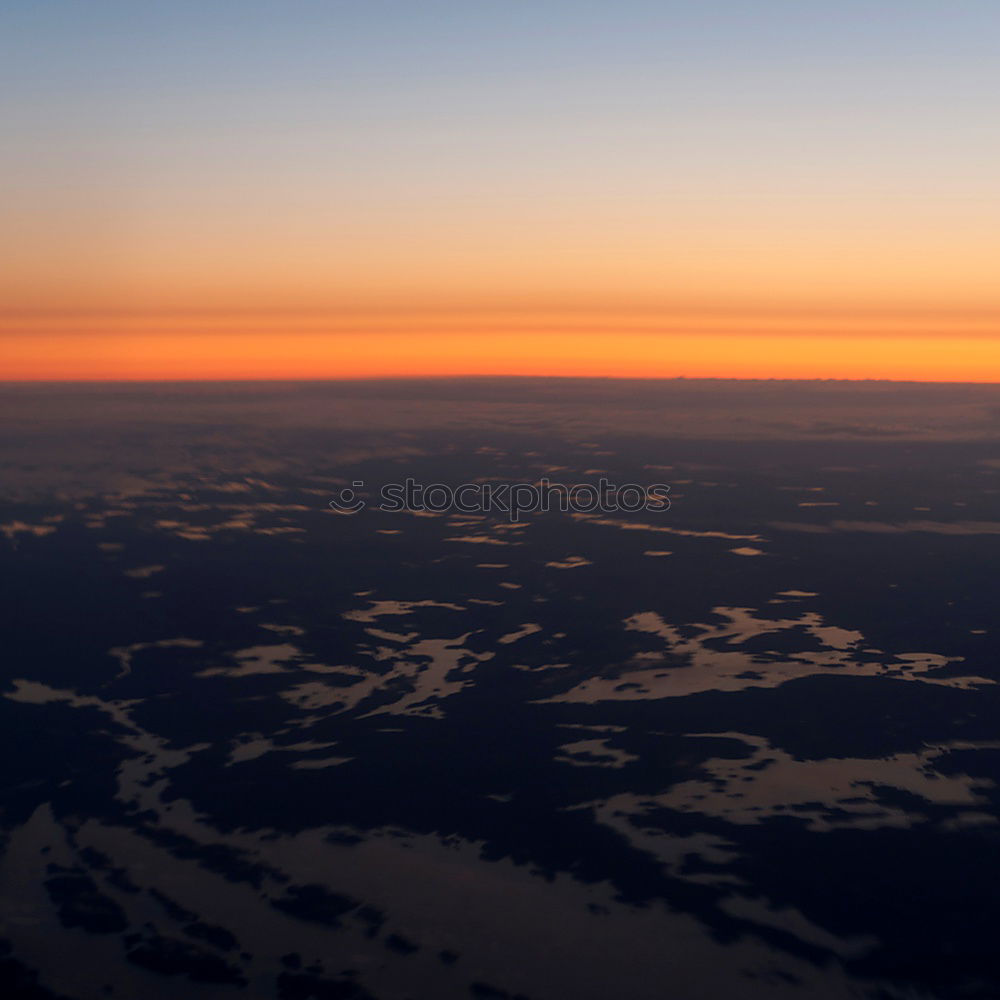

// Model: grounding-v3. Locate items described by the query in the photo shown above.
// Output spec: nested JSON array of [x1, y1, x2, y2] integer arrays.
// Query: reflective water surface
[[3, 379, 1000, 999]]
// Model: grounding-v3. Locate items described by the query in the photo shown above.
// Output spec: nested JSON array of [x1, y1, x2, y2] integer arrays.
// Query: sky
[[2, 0, 999, 380]]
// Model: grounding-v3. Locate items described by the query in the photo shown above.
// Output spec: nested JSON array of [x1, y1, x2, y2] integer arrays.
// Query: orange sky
[[4, 308, 1000, 382], [4, 3, 1000, 381]]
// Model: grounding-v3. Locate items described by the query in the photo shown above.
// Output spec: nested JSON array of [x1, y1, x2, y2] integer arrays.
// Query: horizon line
[[4, 374, 1000, 387]]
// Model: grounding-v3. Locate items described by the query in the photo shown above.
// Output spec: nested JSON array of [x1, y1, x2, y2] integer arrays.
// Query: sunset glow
[[3, 1, 999, 381], [4, 310, 1000, 382]]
